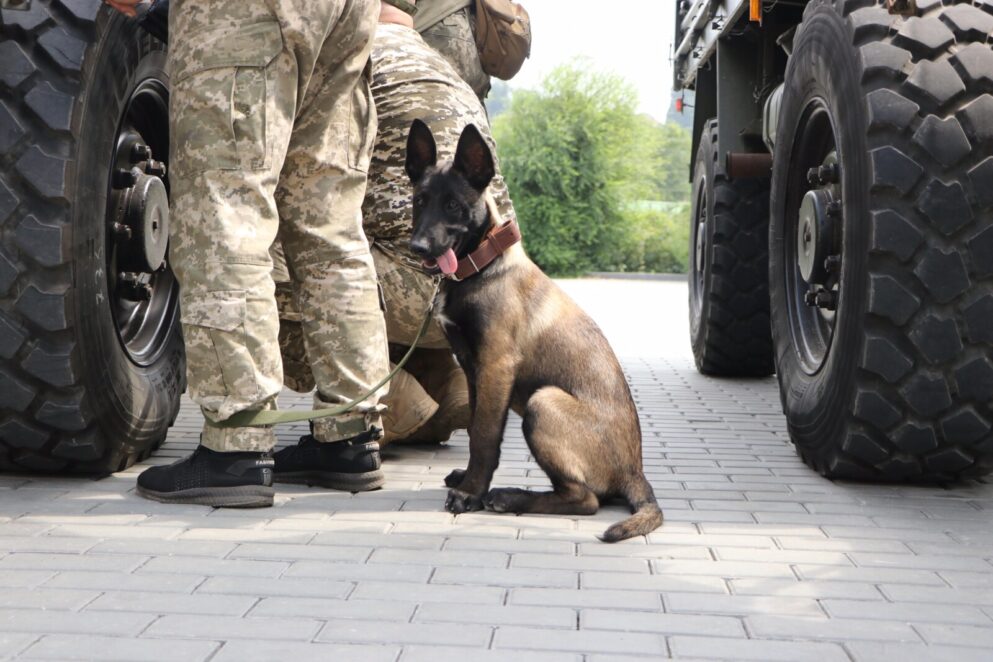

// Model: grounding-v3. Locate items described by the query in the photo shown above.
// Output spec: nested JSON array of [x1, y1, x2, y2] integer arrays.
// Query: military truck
[[674, 0, 993, 480], [1, 0, 989, 481], [1, 0, 180, 473]]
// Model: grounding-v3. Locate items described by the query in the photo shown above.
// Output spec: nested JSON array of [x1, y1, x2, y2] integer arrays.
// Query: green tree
[[493, 64, 647, 276], [493, 64, 692, 275], [606, 204, 691, 273], [644, 121, 692, 202]]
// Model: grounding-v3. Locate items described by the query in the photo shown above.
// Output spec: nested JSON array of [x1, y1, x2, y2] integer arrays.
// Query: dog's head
[[405, 119, 495, 276]]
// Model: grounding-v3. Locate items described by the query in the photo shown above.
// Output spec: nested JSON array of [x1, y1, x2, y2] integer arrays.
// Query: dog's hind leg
[[483, 387, 600, 516], [484, 482, 599, 515]]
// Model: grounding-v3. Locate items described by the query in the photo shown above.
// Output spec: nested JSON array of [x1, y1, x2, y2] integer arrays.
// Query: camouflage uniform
[[168, 0, 388, 452], [415, 0, 491, 101]]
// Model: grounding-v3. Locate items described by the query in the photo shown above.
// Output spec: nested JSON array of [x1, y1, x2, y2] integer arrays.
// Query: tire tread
[[691, 120, 775, 377], [0, 0, 175, 473], [775, 0, 993, 482]]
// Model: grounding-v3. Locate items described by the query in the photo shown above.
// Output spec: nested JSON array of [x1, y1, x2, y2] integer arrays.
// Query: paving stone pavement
[[1, 278, 992, 661]]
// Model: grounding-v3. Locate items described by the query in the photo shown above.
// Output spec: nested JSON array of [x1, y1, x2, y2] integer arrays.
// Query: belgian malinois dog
[[405, 120, 663, 542]]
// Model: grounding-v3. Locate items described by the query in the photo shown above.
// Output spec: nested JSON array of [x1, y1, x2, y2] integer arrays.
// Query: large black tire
[[0, 1, 183, 474], [689, 119, 775, 376], [770, 0, 993, 481]]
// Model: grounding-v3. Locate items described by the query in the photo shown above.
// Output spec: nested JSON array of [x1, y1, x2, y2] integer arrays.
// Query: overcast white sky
[[507, 1, 678, 121]]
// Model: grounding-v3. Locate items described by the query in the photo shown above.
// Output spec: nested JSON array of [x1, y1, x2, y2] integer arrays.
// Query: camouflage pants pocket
[[169, 20, 284, 174], [372, 248, 450, 349], [179, 290, 262, 417]]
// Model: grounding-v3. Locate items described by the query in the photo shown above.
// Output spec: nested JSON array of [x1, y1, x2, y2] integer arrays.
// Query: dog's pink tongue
[[437, 248, 458, 275]]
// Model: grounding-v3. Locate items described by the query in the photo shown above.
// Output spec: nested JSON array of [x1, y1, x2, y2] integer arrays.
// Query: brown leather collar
[[449, 219, 521, 281], [447, 194, 522, 281]]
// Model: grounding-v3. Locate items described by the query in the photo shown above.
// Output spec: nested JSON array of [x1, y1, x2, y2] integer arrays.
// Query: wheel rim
[[690, 181, 708, 317], [784, 99, 842, 375], [105, 76, 177, 367]]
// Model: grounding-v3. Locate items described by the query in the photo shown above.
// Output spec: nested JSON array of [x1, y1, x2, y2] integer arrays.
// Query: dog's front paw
[[445, 488, 484, 514], [443, 468, 466, 489], [483, 487, 530, 513]]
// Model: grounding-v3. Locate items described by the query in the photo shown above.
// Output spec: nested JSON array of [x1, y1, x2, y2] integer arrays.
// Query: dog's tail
[[599, 475, 663, 543]]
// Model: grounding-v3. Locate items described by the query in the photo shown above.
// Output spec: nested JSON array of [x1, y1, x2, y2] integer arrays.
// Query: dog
[[404, 119, 663, 542]]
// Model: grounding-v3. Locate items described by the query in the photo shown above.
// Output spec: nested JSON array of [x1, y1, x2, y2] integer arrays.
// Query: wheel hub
[[784, 101, 843, 375], [796, 150, 841, 314], [115, 168, 169, 273], [105, 76, 176, 367], [110, 132, 169, 297], [797, 188, 835, 284]]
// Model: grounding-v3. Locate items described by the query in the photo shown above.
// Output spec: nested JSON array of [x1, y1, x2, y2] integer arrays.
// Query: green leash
[[208, 280, 440, 429]]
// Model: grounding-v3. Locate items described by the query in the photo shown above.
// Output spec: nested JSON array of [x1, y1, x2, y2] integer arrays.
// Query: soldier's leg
[[373, 246, 449, 350], [136, 0, 303, 505], [374, 249, 470, 443], [272, 0, 389, 490], [275, 243, 441, 445], [137, 0, 376, 504], [271, 239, 317, 394], [276, 285, 317, 394]]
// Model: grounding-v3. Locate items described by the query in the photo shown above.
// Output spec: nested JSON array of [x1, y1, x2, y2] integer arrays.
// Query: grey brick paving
[[0, 278, 991, 659], [212, 640, 400, 662], [19, 635, 221, 662]]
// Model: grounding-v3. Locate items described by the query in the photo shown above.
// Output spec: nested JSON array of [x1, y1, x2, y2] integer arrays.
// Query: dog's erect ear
[[453, 124, 495, 191], [406, 119, 437, 185]]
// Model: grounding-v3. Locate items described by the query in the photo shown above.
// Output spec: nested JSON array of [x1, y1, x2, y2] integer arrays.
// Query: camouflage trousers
[[168, 0, 388, 452], [277, 245, 448, 392]]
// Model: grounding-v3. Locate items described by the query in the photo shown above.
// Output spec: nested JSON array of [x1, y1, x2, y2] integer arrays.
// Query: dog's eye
[[445, 199, 460, 214], [413, 194, 425, 207]]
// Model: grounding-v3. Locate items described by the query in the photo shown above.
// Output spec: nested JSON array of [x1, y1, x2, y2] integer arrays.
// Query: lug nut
[[805, 288, 838, 310], [815, 290, 837, 310], [118, 272, 153, 301], [817, 163, 839, 184], [113, 168, 138, 189], [807, 163, 839, 186], [112, 222, 132, 240], [131, 143, 152, 163], [145, 159, 167, 178], [128, 283, 153, 301]]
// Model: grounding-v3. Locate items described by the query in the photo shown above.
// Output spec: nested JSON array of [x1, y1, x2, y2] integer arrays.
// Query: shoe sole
[[135, 484, 274, 508], [274, 469, 384, 492]]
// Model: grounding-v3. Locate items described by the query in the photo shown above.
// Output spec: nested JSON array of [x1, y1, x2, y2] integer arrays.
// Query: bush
[[605, 205, 691, 274], [494, 63, 692, 275]]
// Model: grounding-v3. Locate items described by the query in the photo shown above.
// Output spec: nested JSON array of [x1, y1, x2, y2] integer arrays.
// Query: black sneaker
[[273, 432, 384, 491], [136, 446, 274, 507]]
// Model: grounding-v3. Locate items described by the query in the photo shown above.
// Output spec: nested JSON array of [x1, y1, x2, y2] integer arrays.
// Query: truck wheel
[[769, 0, 993, 481], [689, 119, 774, 376], [0, 1, 183, 474]]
